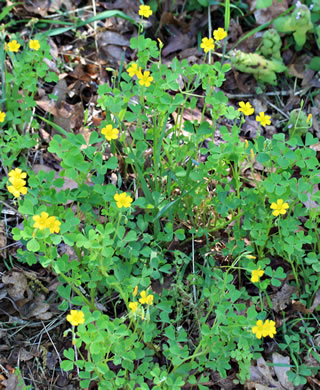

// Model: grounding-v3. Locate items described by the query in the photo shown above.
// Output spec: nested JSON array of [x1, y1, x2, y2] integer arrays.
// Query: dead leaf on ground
[[2, 272, 28, 301], [250, 0, 288, 26], [247, 354, 295, 390], [292, 289, 320, 314], [271, 282, 298, 313], [20, 294, 52, 320], [1, 372, 26, 390], [272, 352, 294, 390]]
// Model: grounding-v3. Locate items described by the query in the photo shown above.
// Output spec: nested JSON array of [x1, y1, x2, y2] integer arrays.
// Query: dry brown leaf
[[250, 0, 288, 25], [2, 272, 28, 301], [1, 372, 26, 390], [272, 352, 294, 390], [20, 295, 52, 320], [18, 347, 34, 362], [271, 282, 298, 313]]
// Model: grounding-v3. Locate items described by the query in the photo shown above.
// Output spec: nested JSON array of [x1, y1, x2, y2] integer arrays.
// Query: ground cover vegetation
[[0, 0, 320, 389]]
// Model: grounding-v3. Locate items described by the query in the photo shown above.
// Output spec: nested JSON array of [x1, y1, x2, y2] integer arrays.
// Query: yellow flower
[[139, 290, 154, 305], [262, 319, 277, 338], [29, 39, 40, 51], [133, 286, 138, 297], [0, 111, 6, 122], [7, 177, 28, 198], [127, 63, 141, 78], [252, 319, 265, 339], [238, 101, 254, 116], [46, 216, 61, 234], [101, 124, 119, 141], [200, 37, 215, 53], [244, 139, 249, 148], [114, 192, 133, 208], [66, 310, 85, 326], [129, 302, 139, 313], [145, 294, 154, 305], [8, 168, 27, 182], [270, 199, 289, 217], [250, 148, 255, 159], [307, 113, 312, 123], [137, 70, 153, 87], [8, 40, 21, 53], [213, 28, 227, 41], [139, 4, 152, 18], [32, 212, 50, 230], [246, 255, 256, 259], [256, 112, 271, 126], [251, 267, 264, 283]]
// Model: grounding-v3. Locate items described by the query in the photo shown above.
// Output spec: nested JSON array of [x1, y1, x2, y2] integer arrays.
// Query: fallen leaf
[[272, 352, 294, 390], [250, 0, 288, 26], [2, 272, 28, 301], [271, 282, 298, 313]]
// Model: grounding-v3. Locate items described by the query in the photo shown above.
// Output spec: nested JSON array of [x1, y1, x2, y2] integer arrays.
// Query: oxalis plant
[[2, 4, 320, 389]]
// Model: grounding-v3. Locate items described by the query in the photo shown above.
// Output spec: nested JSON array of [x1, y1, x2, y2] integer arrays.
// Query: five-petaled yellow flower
[[127, 63, 141, 78], [256, 112, 271, 127], [46, 216, 61, 234], [213, 28, 227, 41], [238, 101, 254, 116], [32, 212, 50, 230], [114, 192, 133, 208], [9, 168, 27, 181], [29, 39, 40, 51], [139, 290, 154, 305], [7, 177, 28, 198], [137, 70, 153, 87], [129, 302, 139, 313], [0, 111, 6, 122], [200, 37, 215, 53], [251, 267, 264, 283], [67, 310, 85, 326], [252, 319, 276, 339], [139, 4, 152, 18], [101, 124, 119, 141], [8, 40, 21, 52], [270, 199, 289, 217]]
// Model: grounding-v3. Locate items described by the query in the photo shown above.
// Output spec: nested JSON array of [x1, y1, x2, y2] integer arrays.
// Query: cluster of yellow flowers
[[239, 103, 306, 127], [127, 63, 154, 88], [238, 101, 271, 127], [6, 39, 40, 53], [129, 286, 154, 320], [200, 28, 227, 53], [67, 310, 85, 327], [252, 319, 276, 339], [7, 168, 28, 198], [33, 211, 61, 234]]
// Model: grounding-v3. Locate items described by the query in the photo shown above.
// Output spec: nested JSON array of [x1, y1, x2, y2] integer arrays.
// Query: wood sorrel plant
[[0, 33, 57, 169], [3, 14, 320, 390]]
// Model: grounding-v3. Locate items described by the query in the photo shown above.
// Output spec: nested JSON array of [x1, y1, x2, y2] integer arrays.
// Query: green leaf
[[27, 238, 40, 252], [57, 284, 71, 299], [60, 360, 74, 371], [18, 199, 34, 215], [256, 0, 272, 9], [64, 348, 75, 361], [309, 57, 320, 71]]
